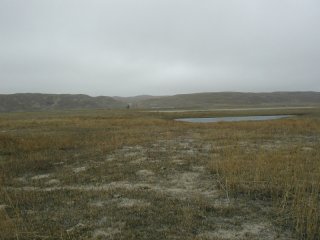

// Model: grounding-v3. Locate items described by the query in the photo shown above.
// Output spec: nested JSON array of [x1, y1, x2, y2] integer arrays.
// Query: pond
[[175, 115, 293, 123]]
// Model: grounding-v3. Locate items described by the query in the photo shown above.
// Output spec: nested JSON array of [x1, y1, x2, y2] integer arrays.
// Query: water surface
[[176, 115, 293, 123]]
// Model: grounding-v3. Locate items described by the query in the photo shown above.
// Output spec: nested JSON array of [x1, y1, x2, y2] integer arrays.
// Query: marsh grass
[[205, 118, 320, 239], [0, 108, 319, 239], [0, 110, 190, 239]]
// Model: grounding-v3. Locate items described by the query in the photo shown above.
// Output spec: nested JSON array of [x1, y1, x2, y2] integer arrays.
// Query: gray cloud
[[0, 0, 319, 96]]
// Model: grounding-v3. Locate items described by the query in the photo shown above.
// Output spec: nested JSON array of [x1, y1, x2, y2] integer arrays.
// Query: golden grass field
[[0, 108, 319, 239]]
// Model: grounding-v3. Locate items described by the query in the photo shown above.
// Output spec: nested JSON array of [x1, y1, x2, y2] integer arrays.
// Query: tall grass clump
[[208, 118, 320, 239]]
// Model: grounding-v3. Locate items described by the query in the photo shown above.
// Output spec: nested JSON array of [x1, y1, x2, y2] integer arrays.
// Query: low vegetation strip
[[0, 108, 319, 239]]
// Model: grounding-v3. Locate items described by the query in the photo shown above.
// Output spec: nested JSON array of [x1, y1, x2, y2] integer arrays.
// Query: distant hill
[[1, 92, 319, 112], [132, 92, 320, 109], [0, 93, 127, 112], [113, 95, 165, 104]]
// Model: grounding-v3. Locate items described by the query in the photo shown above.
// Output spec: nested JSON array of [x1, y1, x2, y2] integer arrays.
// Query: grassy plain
[[0, 107, 319, 239]]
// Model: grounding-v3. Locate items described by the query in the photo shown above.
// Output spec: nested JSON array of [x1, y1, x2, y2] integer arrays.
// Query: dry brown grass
[[0, 110, 189, 239], [205, 118, 320, 239], [0, 108, 319, 239]]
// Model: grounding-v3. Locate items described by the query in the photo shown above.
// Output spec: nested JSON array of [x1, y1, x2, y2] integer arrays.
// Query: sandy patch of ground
[[197, 221, 294, 240], [31, 174, 51, 180], [45, 179, 60, 185], [92, 221, 125, 239], [136, 169, 154, 177], [117, 198, 150, 208], [73, 166, 87, 173]]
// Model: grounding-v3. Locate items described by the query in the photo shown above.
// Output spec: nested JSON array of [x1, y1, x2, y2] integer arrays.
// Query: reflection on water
[[175, 115, 293, 123]]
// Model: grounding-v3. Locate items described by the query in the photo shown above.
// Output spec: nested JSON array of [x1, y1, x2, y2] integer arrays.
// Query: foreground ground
[[0, 108, 319, 239]]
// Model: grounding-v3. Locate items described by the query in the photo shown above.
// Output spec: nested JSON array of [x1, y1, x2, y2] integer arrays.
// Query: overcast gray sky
[[0, 0, 319, 96]]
